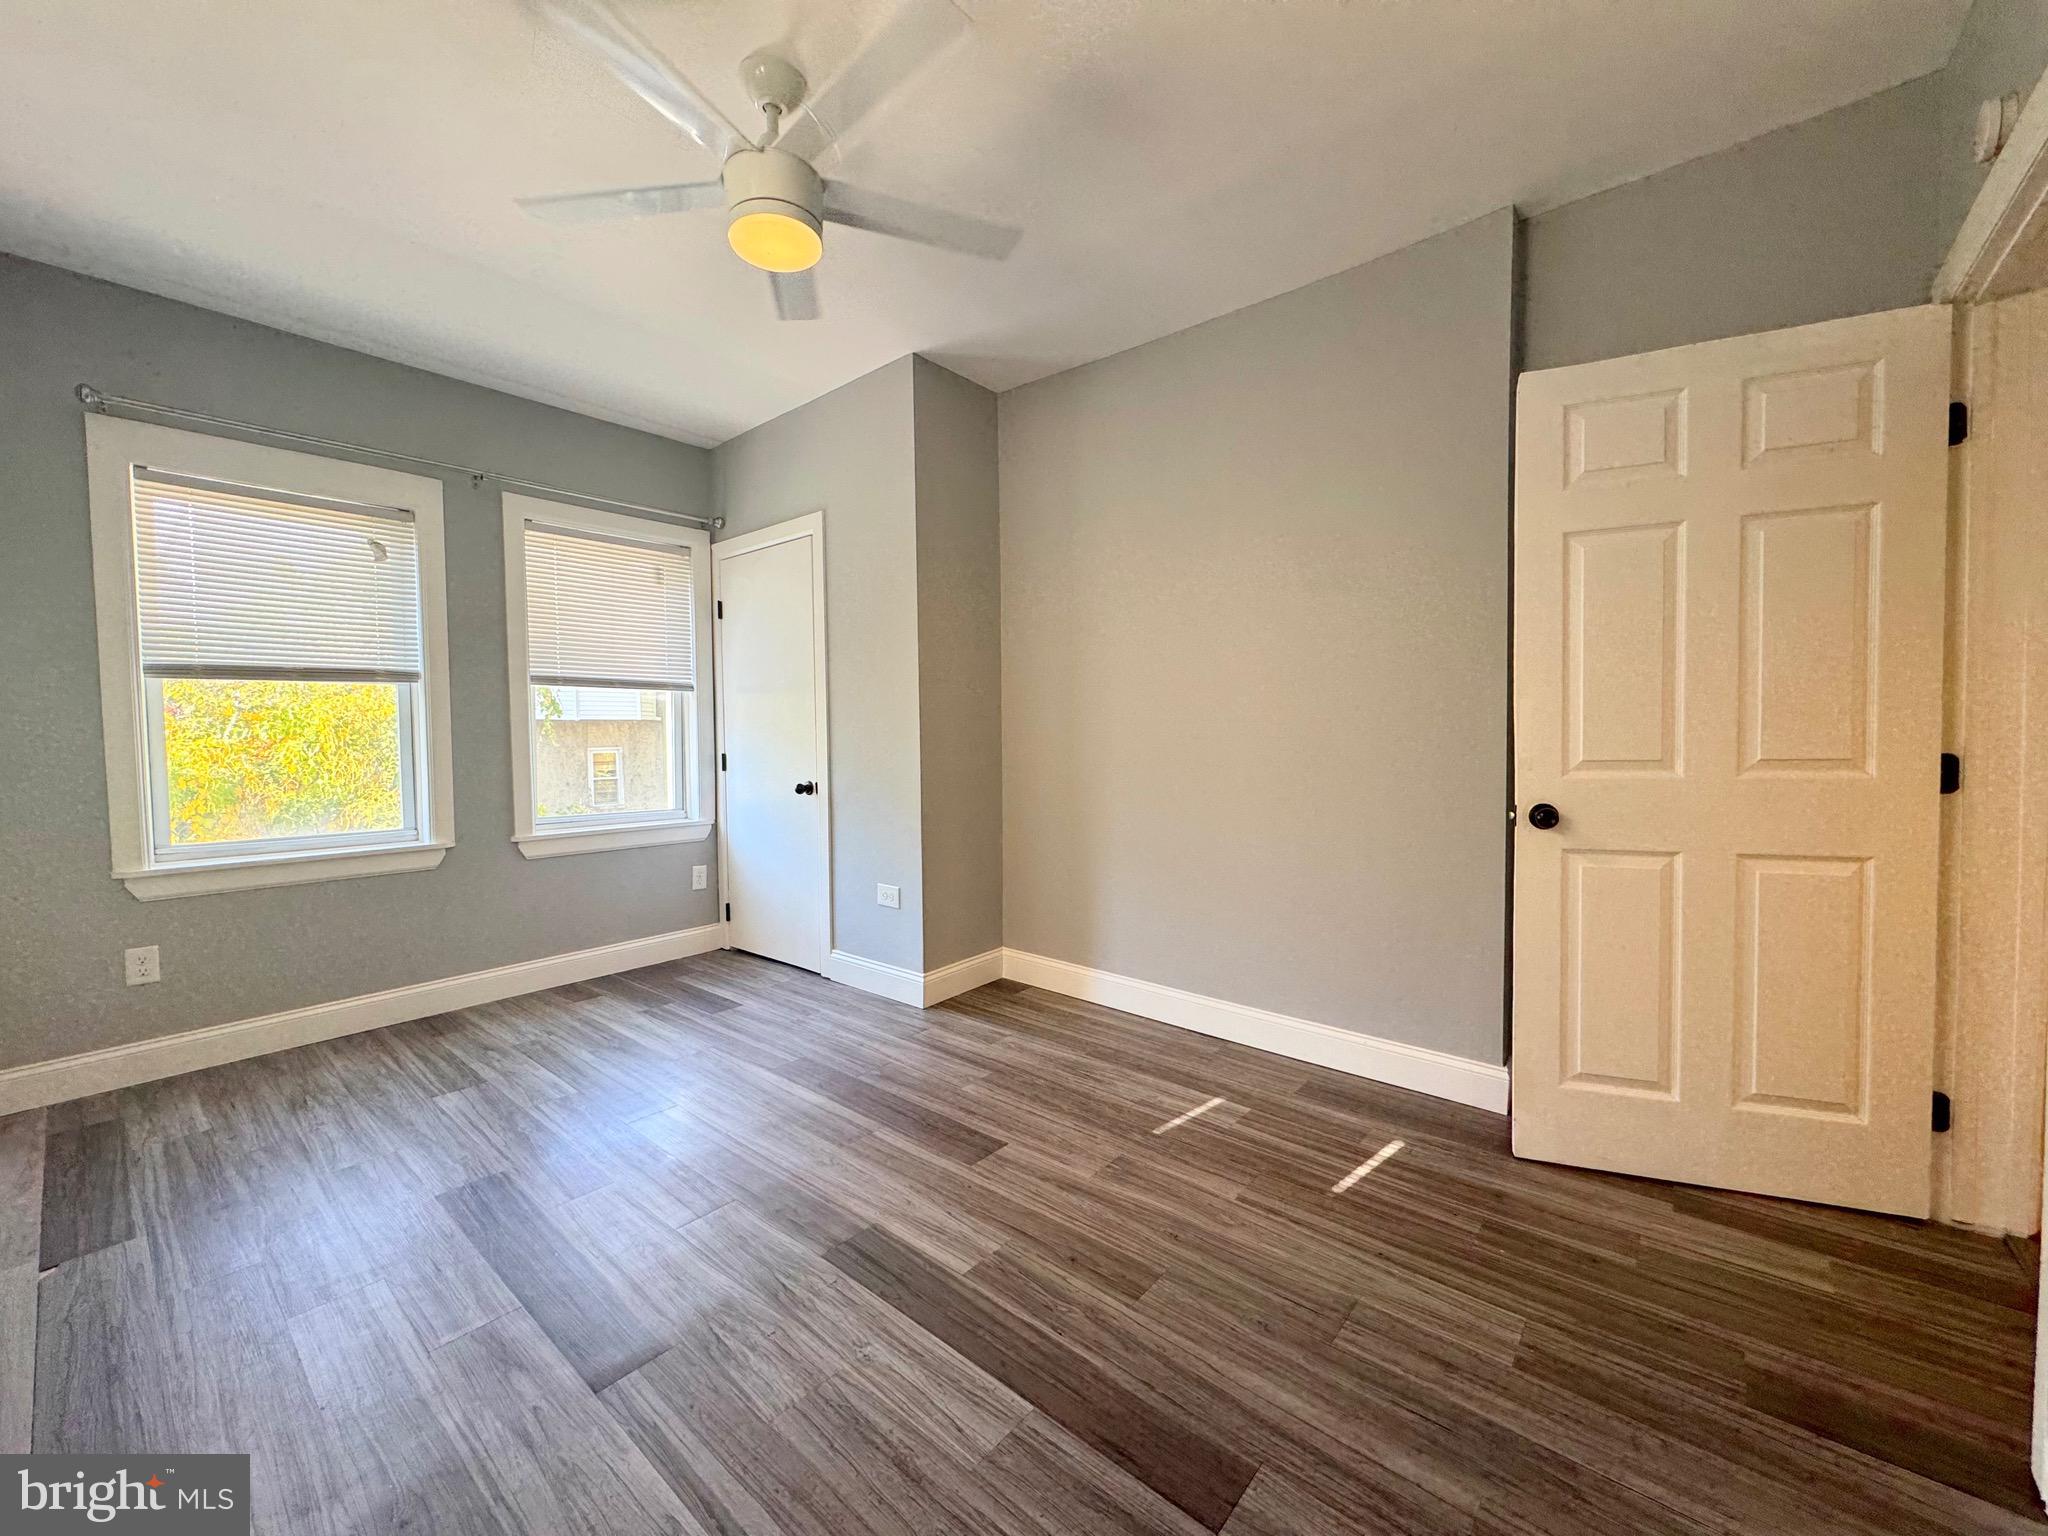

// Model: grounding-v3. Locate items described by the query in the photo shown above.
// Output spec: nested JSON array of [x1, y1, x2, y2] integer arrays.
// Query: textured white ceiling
[[0, 0, 1968, 445]]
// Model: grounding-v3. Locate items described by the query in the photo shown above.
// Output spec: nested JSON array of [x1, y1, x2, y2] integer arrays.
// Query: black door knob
[[1527, 802, 1560, 830], [794, 781, 817, 795]]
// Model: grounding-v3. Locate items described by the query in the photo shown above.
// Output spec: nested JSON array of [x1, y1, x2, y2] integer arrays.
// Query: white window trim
[[86, 416, 457, 901], [502, 492, 713, 858]]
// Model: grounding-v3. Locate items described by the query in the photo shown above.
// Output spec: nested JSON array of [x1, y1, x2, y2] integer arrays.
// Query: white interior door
[[1511, 305, 1951, 1217], [714, 515, 828, 973]]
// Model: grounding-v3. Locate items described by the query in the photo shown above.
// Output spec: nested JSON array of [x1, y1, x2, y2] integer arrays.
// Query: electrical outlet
[[876, 883, 900, 910], [124, 945, 161, 987], [692, 864, 708, 891]]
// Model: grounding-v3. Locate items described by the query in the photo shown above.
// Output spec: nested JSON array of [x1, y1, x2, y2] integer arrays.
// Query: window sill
[[118, 842, 451, 902], [514, 820, 713, 859]]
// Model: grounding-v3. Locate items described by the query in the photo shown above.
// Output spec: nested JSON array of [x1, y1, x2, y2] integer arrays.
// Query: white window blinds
[[523, 522, 695, 691], [131, 470, 424, 681]]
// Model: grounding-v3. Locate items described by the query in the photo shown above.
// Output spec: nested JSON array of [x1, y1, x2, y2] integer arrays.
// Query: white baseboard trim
[[999, 948, 1509, 1115], [0, 923, 727, 1116], [821, 946, 1007, 1008], [823, 949, 926, 1007], [923, 948, 1006, 1006], [4, 927, 1505, 1117]]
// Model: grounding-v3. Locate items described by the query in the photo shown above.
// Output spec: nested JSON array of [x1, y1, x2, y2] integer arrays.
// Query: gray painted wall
[[0, 256, 716, 1072], [712, 359, 927, 973], [1522, 71, 1949, 372], [912, 358, 1003, 971], [998, 209, 1515, 1065], [1936, 0, 2048, 249]]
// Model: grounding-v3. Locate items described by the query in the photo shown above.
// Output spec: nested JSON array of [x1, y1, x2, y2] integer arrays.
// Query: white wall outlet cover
[[124, 944, 161, 986], [876, 883, 901, 909], [692, 865, 708, 890]]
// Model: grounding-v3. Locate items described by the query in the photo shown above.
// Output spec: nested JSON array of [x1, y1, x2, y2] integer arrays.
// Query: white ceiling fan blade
[[775, 0, 969, 163], [771, 270, 821, 321], [517, 180, 724, 224], [531, 0, 752, 159], [821, 182, 1019, 260]]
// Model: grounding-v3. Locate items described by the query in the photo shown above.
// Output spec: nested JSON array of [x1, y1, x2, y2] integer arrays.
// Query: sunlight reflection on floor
[[1150, 1095, 1227, 1135], [1331, 1138, 1405, 1193]]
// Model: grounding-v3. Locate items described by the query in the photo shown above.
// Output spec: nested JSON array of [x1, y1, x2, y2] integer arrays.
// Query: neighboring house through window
[[503, 493, 713, 858]]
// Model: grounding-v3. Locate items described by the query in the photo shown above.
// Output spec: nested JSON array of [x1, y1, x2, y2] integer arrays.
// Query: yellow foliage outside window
[[160, 678, 405, 845]]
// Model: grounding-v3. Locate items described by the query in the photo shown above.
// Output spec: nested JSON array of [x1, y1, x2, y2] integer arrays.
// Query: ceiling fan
[[519, 0, 1021, 320]]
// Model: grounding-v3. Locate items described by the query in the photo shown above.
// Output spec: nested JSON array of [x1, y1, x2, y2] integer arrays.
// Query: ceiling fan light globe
[[727, 202, 823, 273]]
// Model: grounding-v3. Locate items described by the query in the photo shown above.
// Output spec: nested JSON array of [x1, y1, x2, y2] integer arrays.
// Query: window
[[502, 493, 712, 857], [587, 747, 623, 806], [86, 416, 454, 900]]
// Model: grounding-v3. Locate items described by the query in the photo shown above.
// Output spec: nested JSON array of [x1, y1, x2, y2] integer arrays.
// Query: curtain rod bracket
[[71, 381, 719, 533]]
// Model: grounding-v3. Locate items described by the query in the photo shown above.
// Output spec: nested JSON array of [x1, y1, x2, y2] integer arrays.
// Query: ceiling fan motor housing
[[724, 147, 824, 235]]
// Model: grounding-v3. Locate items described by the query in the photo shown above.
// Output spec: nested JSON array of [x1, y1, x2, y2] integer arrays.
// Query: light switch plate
[[876, 883, 900, 909]]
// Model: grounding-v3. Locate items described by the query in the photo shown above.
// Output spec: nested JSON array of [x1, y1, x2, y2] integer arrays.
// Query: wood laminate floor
[[2, 951, 2041, 1534]]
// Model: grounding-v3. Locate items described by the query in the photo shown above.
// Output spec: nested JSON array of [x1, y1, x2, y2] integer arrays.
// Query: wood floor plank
[[826, 1222, 1260, 1530], [379, 1204, 521, 1349], [421, 1304, 712, 1536], [36, 1240, 193, 1453], [1743, 1354, 2040, 1516], [125, 1126, 266, 1297], [107, 1074, 211, 1150], [439, 1172, 670, 1392], [431, 1081, 615, 1206], [1503, 1321, 2045, 1536], [767, 1373, 999, 1536], [38, 1119, 133, 1270], [360, 1011, 486, 1099], [44, 1094, 120, 1135], [840, 1130, 1165, 1302], [0, 1109, 46, 1272], [775, 1060, 1007, 1165], [11, 953, 2040, 1535], [606, 961, 742, 1016], [970, 1229, 1513, 1526], [602, 1339, 878, 1536], [0, 1262, 33, 1454], [1222, 1464, 1475, 1536], [975, 1411, 1216, 1536], [181, 1260, 374, 1536], [599, 1401, 790, 1536], [290, 1280, 523, 1535]]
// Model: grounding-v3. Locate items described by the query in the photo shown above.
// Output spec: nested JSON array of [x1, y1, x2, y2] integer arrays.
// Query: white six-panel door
[[1511, 306, 1951, 1216]]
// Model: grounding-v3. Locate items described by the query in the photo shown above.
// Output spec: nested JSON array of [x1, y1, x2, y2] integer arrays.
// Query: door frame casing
[[711, 512, 833, 972], [1935, 293, 2048, 1235], [1923, 57, 2048, 1252]]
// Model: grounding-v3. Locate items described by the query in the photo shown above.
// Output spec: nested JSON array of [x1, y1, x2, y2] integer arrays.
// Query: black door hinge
[[1940, 752, 1961, 795], [720, 752, 727, 771], [716, 599, 723, 618], [724, 902, 731, 922], [1933, 1091, 1952, 1133], [1949, 401, 1969, 446]]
